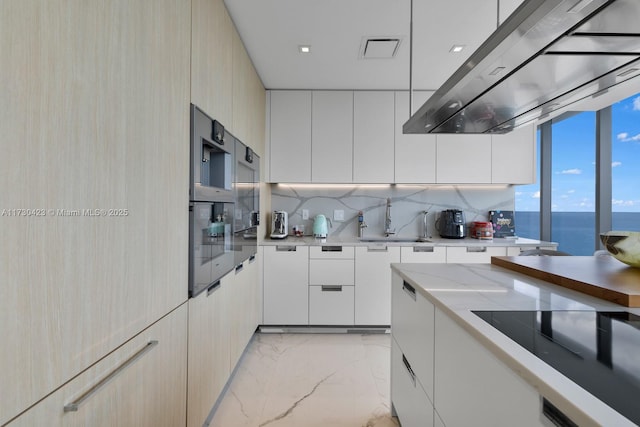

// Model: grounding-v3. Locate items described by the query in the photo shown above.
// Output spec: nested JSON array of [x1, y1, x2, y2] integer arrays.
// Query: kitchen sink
[[359, 237, 432, 243]]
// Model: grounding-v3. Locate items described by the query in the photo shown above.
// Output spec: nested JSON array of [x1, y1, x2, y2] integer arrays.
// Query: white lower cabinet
[[434, 308, 548, 427], [445, 245, 508, 263], [9, 304, 188, 427], [354, 246, 400, 325], [309, 246, 355, 325], [391, 338, 434, 427], [309, 285, 355, 325], [263, 245, 309, 325], [400, 246, 446, 263]]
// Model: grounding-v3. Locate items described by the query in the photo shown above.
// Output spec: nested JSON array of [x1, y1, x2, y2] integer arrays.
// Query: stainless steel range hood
[[404, 0, 640, 134]]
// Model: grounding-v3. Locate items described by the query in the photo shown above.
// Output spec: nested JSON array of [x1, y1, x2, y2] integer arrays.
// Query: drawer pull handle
[[413, 246, 434, 253], [367, 246, 388, 252], [466, 246, 487, 253], [276, 245, 296, 252], [321, 285, 343, 292], [321, 246, 343, 252], [249, 255, 256, 262], [402, 281, 417, 301], [235, 263, 244, 273], [402, 354, 416, 387], [206, 280, 221, 296], [64, 340, 159, 412]]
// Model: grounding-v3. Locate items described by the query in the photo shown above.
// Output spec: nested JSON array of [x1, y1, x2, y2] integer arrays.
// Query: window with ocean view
[[612, 95, 640, 232], [515, 92, 640, 255]]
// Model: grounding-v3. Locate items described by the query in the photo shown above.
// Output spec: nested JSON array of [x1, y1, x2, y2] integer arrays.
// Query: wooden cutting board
[[491, 256, 640, 307]]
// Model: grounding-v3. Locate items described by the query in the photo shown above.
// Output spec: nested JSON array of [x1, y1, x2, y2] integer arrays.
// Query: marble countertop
[[260, 235, 557, 248], [391, 262, 637, 426]]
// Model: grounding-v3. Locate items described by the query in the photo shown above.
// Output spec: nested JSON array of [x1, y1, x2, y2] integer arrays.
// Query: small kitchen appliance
[[313, 214, 331, 238], [270, 211, 288, 239], [437, 209, 466, 239]]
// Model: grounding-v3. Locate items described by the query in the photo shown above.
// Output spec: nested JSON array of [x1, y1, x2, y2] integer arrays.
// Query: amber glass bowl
[[600, 231, 640, 268]]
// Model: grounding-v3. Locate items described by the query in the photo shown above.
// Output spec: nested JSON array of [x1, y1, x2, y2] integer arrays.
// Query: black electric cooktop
[[473, 310, 640, 424]]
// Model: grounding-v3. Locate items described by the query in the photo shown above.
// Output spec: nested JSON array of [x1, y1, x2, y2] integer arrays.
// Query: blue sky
[[515, 92, 640, 212]]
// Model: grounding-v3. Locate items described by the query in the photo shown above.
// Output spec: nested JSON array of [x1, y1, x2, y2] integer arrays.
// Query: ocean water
[[515, 211, 640, 256]]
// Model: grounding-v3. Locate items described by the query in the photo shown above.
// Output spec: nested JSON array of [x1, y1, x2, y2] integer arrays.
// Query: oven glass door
[[233, 146, 259, 265], [189, 201, 234, 297]]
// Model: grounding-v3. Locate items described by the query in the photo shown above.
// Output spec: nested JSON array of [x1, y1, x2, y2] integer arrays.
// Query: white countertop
[[260, 235, 556, 248], [391, 262, 637, 427]]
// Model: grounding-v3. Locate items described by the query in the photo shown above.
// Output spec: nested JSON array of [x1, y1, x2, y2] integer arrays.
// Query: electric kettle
[[313, 214, 331, 238]]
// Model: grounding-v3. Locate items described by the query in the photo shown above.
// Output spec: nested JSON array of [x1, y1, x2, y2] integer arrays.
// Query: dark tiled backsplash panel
[[271, 185, 514, 239]]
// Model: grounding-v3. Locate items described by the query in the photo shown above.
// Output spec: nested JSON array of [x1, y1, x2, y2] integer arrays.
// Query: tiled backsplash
[[270, 184, 514, 239]]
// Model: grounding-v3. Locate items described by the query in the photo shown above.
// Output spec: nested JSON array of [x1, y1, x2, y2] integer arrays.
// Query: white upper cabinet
[[353, 91, 395, 183], [491, 124, 536, 184], [269, 90, 312, 182], [436, 134, 492, 183], [312, 91, 354, 182], [394, 91, 437, 183]]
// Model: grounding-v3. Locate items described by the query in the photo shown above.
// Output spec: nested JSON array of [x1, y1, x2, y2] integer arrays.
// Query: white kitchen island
[[390, 262, 638, 427]]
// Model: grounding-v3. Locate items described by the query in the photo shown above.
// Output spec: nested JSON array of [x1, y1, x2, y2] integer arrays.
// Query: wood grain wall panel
[[0, 1, 190, 423]]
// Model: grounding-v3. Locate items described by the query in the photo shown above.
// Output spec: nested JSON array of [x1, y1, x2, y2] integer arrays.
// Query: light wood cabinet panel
[[268, 91, 312, 182], [312, 91, 354, 182], [229, 256, 259, 369], [436, 134, 492, 183], [187, 273, 231, 427], [434, 308, 546, 427], [263, 246, 309, 324], [0, 1, 190, 423], [354, 246, 400, 325], [232, 23, 266, 155], [8, 304, 188, 427], [192, 0, 233, 125], [394, 91, 437, 183], [492, 123, 536, 184], [353, 91, 395, 183]]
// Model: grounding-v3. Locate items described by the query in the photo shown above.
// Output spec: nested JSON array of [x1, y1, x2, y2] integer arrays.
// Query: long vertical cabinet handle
[[63, 340, 159, 412]]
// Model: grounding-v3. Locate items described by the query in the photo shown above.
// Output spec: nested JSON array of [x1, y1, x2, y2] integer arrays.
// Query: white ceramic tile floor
[[208, 333, 399, 427]]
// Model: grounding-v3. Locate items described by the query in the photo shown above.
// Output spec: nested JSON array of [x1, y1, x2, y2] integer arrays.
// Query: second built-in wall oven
[[189, 104, 235, 297], [233, 139, 260, 266]]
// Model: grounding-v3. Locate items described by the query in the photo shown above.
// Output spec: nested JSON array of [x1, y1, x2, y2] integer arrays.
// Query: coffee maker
[[270, 211, 288, 239]]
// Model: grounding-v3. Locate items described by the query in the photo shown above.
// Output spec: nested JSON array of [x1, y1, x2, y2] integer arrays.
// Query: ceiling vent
[[359, 37, 402, 59]]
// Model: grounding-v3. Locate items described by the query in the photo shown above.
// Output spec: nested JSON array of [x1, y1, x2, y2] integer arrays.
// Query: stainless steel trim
[[402, 354, 417, 387], [207, 280, 221, 296], [402, 281, 417, 301], [63, 340, 159, 412]]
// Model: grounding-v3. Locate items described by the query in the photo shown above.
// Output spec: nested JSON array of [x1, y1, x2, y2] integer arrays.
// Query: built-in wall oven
[[233, 139, 260, 266], [189, 104, 235, 297], [189, 201, 234, 297]]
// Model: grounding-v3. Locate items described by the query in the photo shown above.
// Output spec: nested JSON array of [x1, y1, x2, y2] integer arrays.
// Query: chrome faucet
[[419, 210, 431, 241], [384, 198, 395, 236]]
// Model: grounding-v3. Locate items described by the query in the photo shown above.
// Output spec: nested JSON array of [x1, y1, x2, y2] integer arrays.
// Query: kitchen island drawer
[[309, 285, 354, 325]]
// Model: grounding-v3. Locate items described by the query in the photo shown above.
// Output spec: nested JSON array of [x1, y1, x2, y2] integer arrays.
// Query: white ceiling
[[223, 0, 640, 117], [224, 0, 502, 91]]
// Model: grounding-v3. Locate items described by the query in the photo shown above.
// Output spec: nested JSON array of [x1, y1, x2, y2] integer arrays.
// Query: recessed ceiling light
[[449, 45, 465, 53], [299, 45, 311, 54]]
